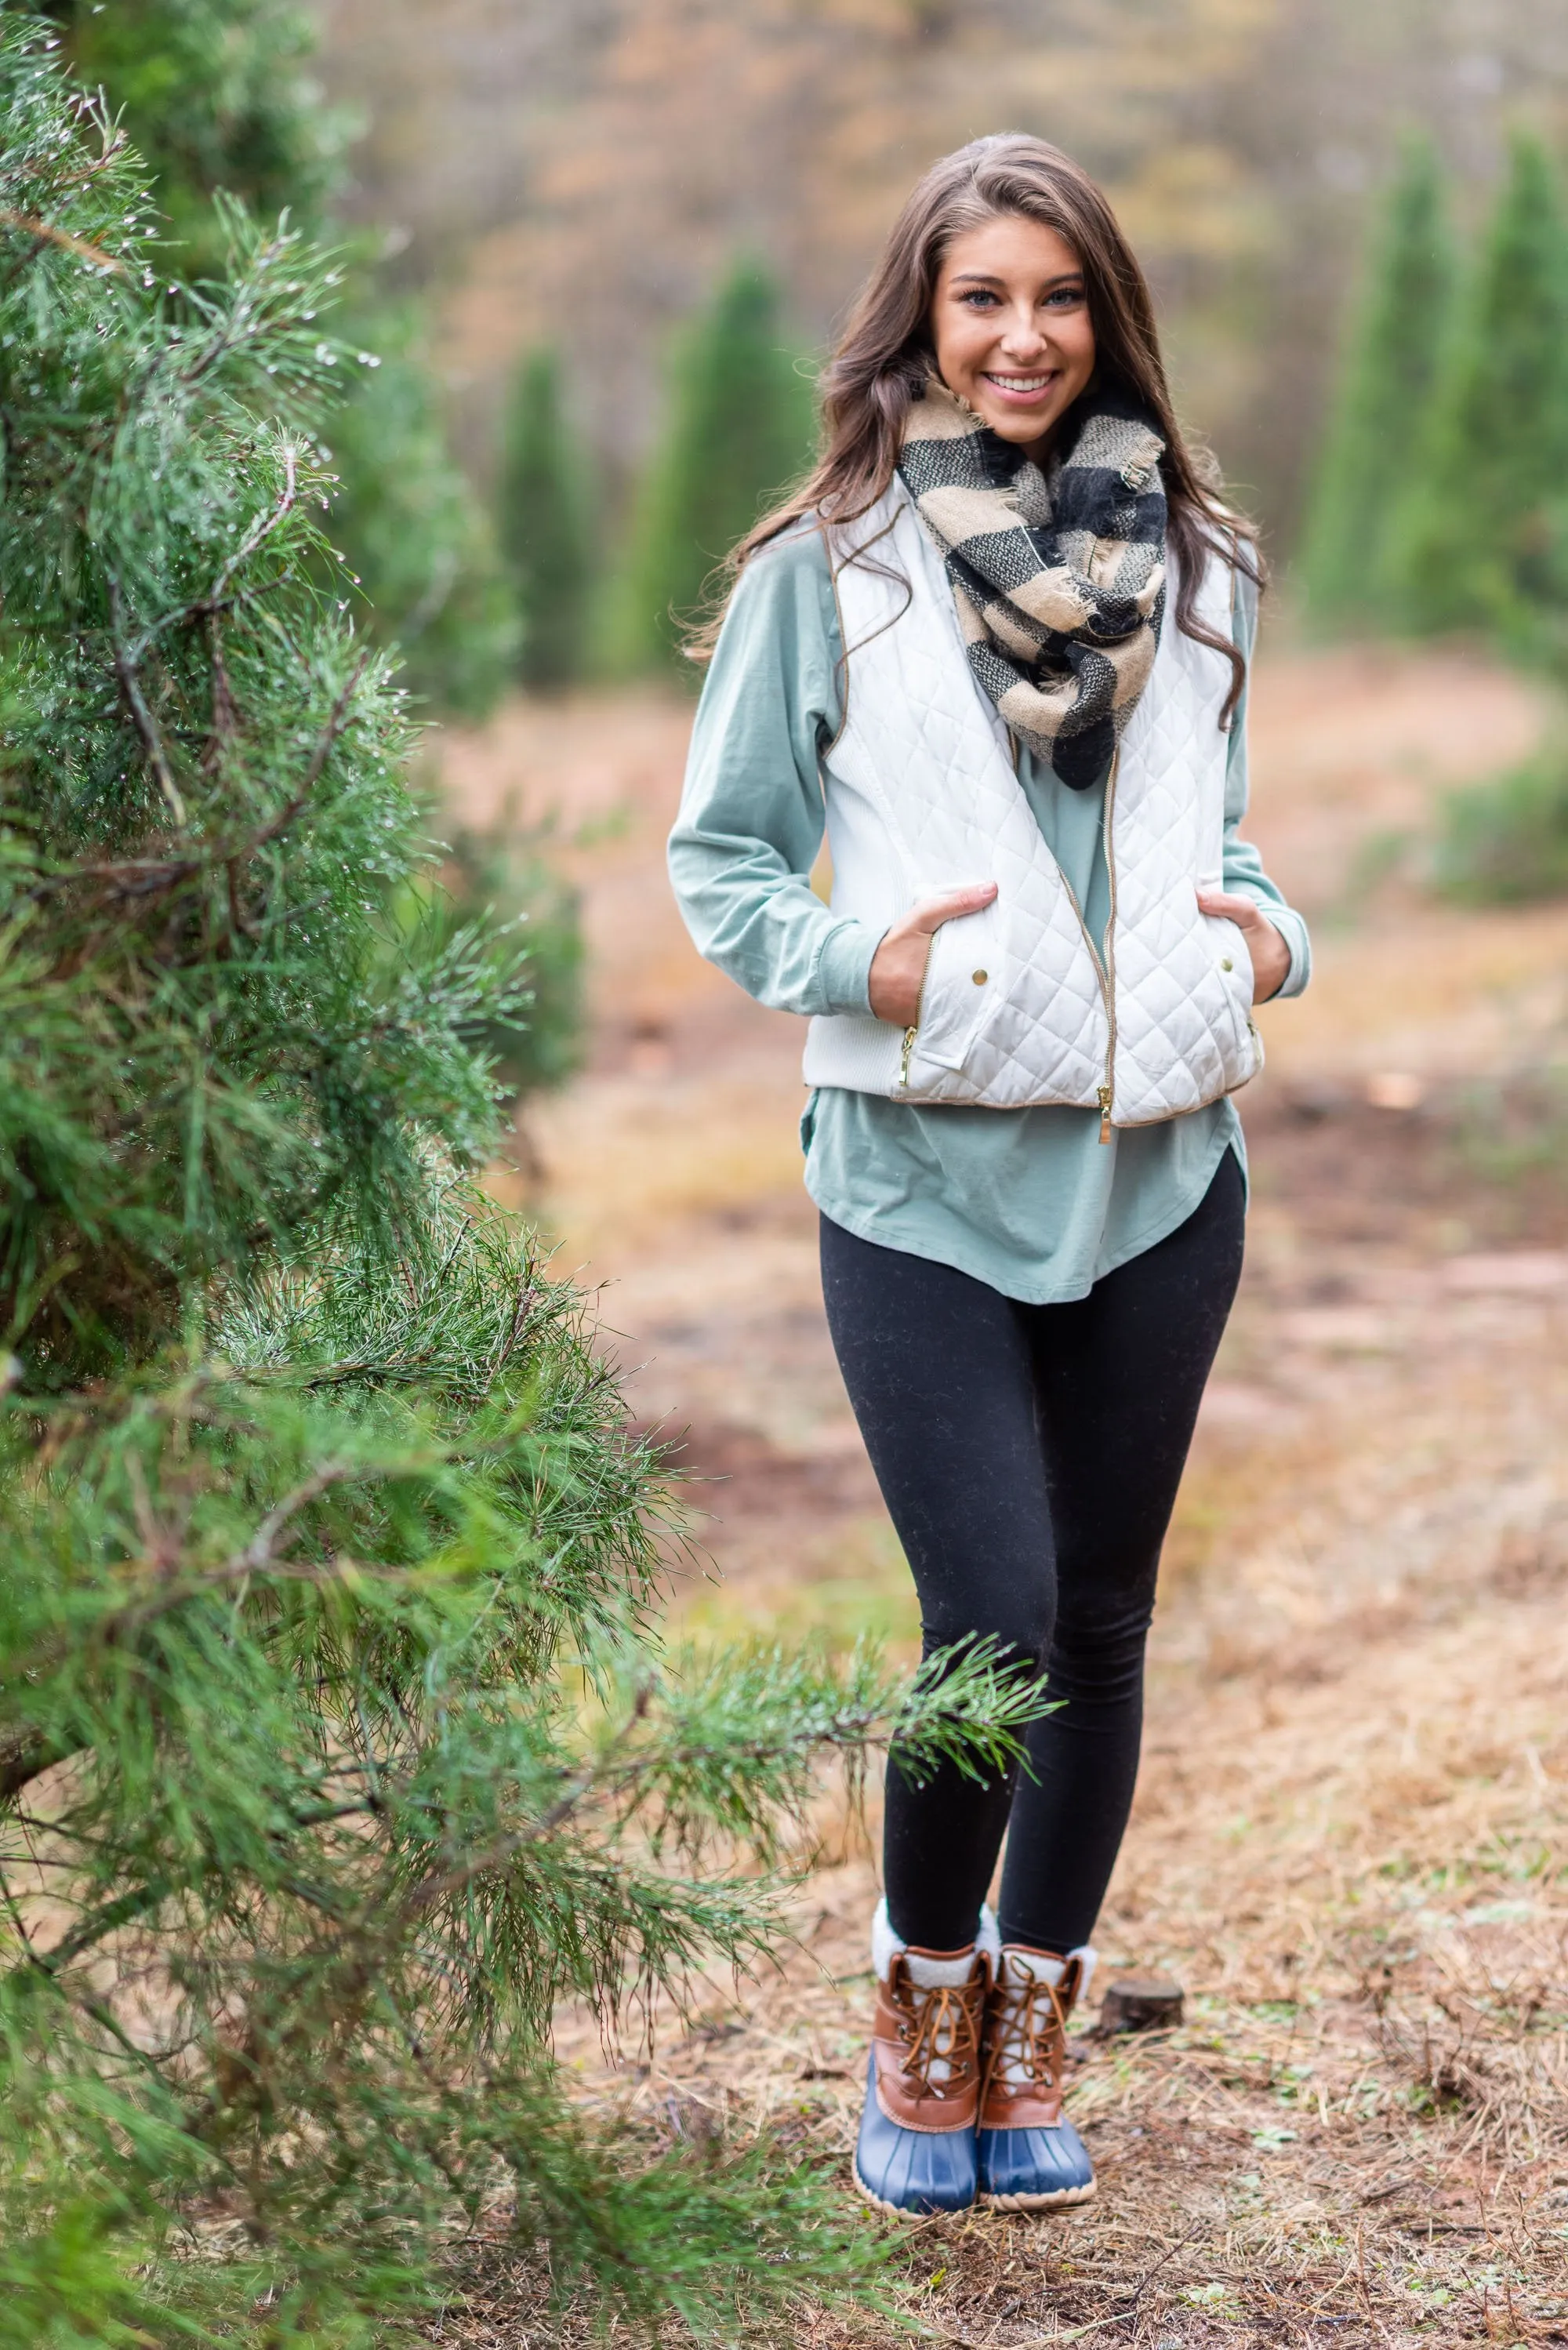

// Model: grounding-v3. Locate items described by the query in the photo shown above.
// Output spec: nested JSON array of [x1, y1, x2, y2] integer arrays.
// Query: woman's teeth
[[985, 372, 1054, 392]]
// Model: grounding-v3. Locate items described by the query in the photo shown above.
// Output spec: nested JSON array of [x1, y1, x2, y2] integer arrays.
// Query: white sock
[[872, 1897, 1000, 1987], [996, 1941, 1098, 1999], [871, 1899, 1000, 2085]]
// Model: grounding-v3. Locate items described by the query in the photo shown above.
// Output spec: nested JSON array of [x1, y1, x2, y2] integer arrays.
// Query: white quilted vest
[[800, 488, 1263, 1126]]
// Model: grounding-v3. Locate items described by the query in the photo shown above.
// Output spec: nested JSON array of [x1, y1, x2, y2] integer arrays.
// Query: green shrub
[[1436, 736, 1568, 903]]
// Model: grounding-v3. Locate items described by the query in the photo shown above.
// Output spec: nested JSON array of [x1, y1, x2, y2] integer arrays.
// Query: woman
[[668, 135, 1309, 2219]]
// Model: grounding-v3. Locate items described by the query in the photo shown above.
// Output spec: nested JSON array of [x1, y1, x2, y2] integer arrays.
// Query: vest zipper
[[1006, 728, 1115, 1129], [899, 1022, 917, 1088], [1098, 747, 1122, 1143]]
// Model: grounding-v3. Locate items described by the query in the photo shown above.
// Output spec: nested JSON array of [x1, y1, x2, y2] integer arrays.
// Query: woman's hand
[[1195, 888, 1290, 1004], [869, 882, 999, 1026]]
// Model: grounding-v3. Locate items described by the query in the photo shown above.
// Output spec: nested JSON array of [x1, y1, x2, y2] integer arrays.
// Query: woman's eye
[[960, 289, 999, 308]]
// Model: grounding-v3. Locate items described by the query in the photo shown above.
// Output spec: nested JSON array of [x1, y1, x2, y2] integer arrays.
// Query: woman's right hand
[[868, 883, 999, 1027]]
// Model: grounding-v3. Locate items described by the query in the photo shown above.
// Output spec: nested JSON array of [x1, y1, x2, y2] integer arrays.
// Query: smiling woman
[[668, 133, 1312, 2225]]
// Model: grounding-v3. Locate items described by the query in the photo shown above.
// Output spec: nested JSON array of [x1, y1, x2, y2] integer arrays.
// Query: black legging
[[820, 1148, 1245, 1956]]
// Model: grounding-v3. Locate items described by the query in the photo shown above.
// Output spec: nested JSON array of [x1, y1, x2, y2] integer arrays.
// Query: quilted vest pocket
[[1209, 915, 1263, 1087], [908, 894, 1001, 1075]]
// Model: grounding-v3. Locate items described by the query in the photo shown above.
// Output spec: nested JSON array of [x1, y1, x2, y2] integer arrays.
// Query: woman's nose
[[1000, 312, 1047, 356]]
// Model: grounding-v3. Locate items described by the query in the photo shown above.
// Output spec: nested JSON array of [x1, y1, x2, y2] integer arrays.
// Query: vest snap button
[[1221, 957, 1233, 972], [971, 968, 989, 986]]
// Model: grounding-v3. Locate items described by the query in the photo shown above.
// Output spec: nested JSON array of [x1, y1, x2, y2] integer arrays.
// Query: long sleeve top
[[667, 525, 1310, 1304]]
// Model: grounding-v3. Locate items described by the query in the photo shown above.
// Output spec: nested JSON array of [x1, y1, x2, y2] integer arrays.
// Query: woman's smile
[[981, 367, 1062, 405]]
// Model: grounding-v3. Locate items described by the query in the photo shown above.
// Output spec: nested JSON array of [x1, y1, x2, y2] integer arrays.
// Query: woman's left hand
[[1195, 889, 1290, 1005]]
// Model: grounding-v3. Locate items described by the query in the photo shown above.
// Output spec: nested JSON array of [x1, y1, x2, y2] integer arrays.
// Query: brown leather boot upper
[[978, 1948, 1089, 2131], [870, 1947, 991, 2134]]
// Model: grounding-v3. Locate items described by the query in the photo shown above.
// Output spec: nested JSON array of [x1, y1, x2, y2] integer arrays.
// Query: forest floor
[[434, 641, 1568, 2347]]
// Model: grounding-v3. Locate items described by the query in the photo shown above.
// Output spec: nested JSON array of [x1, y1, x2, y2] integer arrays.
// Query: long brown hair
[[695, 133, 1259, 717]]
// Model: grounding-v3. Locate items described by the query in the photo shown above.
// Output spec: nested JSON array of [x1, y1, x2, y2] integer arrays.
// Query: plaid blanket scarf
[[896, 376, 1168, 791]]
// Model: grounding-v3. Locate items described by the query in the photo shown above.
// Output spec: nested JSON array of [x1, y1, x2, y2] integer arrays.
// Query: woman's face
[[929, 212, 1096, 454]]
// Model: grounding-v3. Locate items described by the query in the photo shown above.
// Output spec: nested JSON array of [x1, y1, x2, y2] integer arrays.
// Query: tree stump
[[1099, 1974, 1184, 2034]]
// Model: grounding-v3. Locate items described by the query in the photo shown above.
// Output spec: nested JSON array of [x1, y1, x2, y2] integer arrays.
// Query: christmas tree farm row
[[1301, 129, 1568, 659], [1301, 130, 1568, 905]]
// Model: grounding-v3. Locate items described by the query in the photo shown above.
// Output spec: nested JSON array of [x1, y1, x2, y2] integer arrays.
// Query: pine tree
[[28, 0, 519, 718], [30, 0, 343, 271], [502, 347, 597, 691], [0, 33, 1036, 2336], [1298, 136, 1454, 628], [617, 260, 815, 674], [1392, 132, 1568, 644]]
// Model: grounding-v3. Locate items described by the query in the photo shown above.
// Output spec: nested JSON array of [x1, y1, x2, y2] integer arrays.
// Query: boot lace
[[893, 1976, 982, 2101], [982, 1971, 1069, 2103]]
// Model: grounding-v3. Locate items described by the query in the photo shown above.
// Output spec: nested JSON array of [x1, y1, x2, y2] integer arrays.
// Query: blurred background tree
[[324, 299, 519, 718], [1288, 113, 1568, 900], [502, 347, 597, 691], [614, 260, 816, 676], [1392, 132, 1568, 650], [30, 0, 517, 720], [1299, 136, 1455, 632]]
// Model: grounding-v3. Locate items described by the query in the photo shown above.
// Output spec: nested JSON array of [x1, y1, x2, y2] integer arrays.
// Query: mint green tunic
[[667, 526, 1310, 1306]]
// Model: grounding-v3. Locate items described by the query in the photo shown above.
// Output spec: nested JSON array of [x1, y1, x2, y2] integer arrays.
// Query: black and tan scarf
[[896, 377, 1167, 790]]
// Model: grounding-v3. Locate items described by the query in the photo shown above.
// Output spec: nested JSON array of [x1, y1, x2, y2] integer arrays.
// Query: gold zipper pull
[[900, 1025, 917, 1088], [1097, 1082, 1112, 1143]]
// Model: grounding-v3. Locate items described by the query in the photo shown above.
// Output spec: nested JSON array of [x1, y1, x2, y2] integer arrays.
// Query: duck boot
[[852, 1900, 999, 2217], [977, 1943, 1098, 2210]]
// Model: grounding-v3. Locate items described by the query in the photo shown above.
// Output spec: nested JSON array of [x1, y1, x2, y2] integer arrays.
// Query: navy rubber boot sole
[[851, 2053, 979, 2217], [977, 2113, 1096, 2210]]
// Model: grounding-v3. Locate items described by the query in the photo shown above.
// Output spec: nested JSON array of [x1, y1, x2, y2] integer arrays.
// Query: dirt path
[[438, 645, 1568, 2343]]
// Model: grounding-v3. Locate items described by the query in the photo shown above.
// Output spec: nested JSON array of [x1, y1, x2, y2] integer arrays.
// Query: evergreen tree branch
[[0, 205, 124, 274], [23, 642, 374, 912], [207, 439, 299, 614], [244, 643, 372, 854], [106, 576, 187, 829]]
